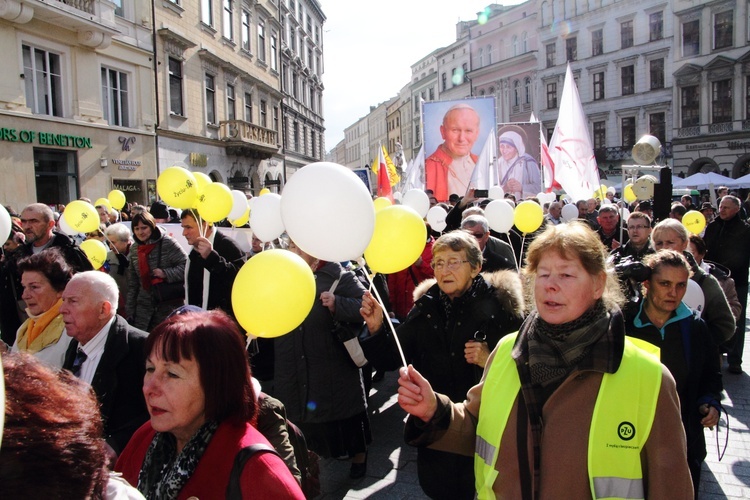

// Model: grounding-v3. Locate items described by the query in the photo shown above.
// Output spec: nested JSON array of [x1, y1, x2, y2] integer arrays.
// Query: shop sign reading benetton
[[0, 127, 92, 148]]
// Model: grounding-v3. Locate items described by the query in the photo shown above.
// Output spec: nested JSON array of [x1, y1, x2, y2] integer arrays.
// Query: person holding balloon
[[359, 230, 525, 499], [7, 249, 73, 368], [624, 250, 722, 497], [126, 211, 187, 331], [275, 239, 371, 479], [650, 219, 735, 348]]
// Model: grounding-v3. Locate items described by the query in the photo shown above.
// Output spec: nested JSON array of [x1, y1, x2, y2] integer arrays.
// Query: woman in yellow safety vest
[[395, 221, 694, 499]]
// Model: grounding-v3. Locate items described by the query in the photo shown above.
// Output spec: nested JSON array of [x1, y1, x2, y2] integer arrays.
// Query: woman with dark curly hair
[[9, 248, 73, 367], [116, 309, 303, 499]]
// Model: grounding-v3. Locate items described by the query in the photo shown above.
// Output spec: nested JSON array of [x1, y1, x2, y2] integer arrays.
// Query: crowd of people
[[1, 183, 748, 499]]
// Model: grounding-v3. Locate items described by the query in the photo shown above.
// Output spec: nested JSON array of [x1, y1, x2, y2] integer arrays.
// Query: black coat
[[63, 315, 149, 454], [704, 214, 750, 286], [186, 230, 245, 318], [273, 262, 367, 424], [363, 270, 525, 402]]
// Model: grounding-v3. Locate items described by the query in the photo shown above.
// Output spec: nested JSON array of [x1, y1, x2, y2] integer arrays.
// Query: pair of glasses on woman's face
[[431, 259, 470, 271]]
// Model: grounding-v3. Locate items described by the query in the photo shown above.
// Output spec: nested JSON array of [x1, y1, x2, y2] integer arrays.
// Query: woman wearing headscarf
[[497, 130, 541, 200]]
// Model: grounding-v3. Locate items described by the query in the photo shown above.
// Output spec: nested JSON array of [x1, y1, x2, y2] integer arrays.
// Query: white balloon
[[0, 204, 11, 243], [392, 191, 403, 202], [561, 204, 579, 222], [280, 162, 375, 261], [426, 206, 447, 232], [619, 207, 631, 222], [488, 185, 505, 200], [249, 193, 285, 242], [402, 189, 430, 218], [683, 280, 705, 317], [485, 200, 515, 233], [228, 190, 249, 221], [58, 215, 81, 236]]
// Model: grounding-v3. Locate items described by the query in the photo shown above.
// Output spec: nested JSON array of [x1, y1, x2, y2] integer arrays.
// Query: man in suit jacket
[[61, 271, 148, 457], [180, 209, 245, 319]]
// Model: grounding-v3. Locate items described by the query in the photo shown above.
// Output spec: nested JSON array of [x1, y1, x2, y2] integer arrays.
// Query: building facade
[[279, 0, 325, 182], [672, 0, 750, 178], [153, 0, 284, 198], [0, 0, 156, 208]]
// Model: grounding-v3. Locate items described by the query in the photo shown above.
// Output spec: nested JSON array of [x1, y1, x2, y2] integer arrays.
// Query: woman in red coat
[[116, 309, 303, 499]]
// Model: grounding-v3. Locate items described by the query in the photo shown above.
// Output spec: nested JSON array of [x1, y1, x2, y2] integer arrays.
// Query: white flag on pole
[[547, 64, 600, 201], [469, 128, 497, 190], [401, 144, 425, 193]]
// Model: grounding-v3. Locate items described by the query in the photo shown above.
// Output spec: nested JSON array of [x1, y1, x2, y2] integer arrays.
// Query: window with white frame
[[593, 121, 606, 149], [681, 86, 700, 127], [621, 117, 636, 148], [593, 72, 604, 100], [271, 35, 278, 71], [487, 44, 493, 64], [273, 105, 279, 132], [566, 37, 577, 62], [512, 36, 518, 57], [513, 80, 520, 106], [592, 29, 603, 56], [201, 0, 213, 26], [222, 0, 233, 40], [168, 57, 183, 115], [241, 10, 250, 51], [522, 32, 528, 53], [244, 92, 252, 122], [621, 20, 633, 49], [649, 112, 666, 143], [547, 82, 557, 109], [112, 0, 124, 18], [226, 83, 236, 120], [714, 10, 733, 49], [478, 47, 484, 67], [101, 67, 129, 127], [649, 11, 663, 41], [682, 20, 700, 56], [650, 59, 664, 90], [292, 73, 298, 99], [258, 22, 266, 62], [546, 43, 555, 68], [205, 74, 216, 124], [712, 79, 732, 123], [621, 65, 635, 95], [22, 44, 63, 117], [260, 99, 267, 128], [524, 77, 531, 104]]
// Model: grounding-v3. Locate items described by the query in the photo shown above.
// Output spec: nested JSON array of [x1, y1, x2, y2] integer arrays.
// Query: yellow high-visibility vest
[[475, 333, 662, 499]]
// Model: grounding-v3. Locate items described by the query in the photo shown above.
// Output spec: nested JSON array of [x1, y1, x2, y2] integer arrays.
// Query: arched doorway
[[687, 158, 719, 175], [733, 154, 750, 178]]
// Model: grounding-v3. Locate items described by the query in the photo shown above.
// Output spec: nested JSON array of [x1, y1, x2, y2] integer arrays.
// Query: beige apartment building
[[0, 0, 157, 208], [154, 0, 284, 196]]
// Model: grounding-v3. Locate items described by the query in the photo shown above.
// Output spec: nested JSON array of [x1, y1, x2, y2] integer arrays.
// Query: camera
[[473, 189, 489, 198]]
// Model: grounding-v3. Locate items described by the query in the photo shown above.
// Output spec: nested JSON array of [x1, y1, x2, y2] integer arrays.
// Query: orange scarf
[[25, 298, 63, 348]]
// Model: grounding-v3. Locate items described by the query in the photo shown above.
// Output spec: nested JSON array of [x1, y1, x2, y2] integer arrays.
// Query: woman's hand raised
[[359, 291, 384, 334]]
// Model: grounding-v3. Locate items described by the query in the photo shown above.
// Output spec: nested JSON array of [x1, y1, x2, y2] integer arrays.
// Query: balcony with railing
[[2, 0, 119, 48], [220, 120, 279, 159], [594, 142, 673, 163]]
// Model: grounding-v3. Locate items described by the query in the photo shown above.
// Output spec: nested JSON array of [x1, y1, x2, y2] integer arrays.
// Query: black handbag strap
[[226, 443, 280, 499]]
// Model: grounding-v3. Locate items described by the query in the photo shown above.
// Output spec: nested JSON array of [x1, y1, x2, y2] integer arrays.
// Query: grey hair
[[722, 195, 740, 208], [104, 223, 133, 243], [652, 218, 689, 243], [68, 271, 119, 315], [461, 214, 489, 233], [23, 203, 55, 224]]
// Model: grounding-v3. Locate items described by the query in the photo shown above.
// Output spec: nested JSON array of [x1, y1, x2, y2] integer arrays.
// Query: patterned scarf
[[438, 274, 486, 325], [137, 421, 219, 500]]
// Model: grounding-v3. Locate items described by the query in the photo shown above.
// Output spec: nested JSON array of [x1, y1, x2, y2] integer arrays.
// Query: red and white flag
[[547, 64, 600, 200], [376, 144, 393, 200]]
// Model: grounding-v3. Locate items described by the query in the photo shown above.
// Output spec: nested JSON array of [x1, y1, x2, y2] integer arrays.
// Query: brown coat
[[407, 340, 694, 499]]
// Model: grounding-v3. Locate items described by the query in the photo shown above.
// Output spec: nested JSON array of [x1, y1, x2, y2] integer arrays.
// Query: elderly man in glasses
[[460, 215, 515, 273]]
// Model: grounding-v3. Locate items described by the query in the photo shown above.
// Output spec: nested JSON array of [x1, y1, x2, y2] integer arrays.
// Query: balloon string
[[368, 277, 408, 369], [519, 232, 527, 268], [198, 212, 205, 238]]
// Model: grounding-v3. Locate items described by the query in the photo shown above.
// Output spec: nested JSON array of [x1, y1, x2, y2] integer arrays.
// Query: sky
[[319, 1, 524, 152]]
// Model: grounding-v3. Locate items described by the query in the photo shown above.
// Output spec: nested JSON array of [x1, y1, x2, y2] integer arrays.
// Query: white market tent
[[726, 173, 750, 188], [672, 172, 735, 190]]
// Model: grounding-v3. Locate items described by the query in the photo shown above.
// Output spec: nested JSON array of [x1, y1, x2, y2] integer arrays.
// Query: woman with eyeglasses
[[360, 230, 525, 500]]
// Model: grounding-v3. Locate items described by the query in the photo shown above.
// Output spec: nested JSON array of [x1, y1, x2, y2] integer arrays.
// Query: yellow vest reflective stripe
[[475, 333, 662, 500]]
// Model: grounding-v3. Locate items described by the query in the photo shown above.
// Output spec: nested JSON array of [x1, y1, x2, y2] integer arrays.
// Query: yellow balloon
[[63, 200, 100, 233], [513, 200, 544, 233], [80, 239, 108, 269], [364, 206, 427, 274], [232, 249, 316, 338], [108, 189, 127, 210], [197, 183, 233, 222], [259, 188, 271, 196], [373, 197, 392, 212], [683, 210, 706, 235], [230, 207, 250, 227], [192, 172, 213, 209], [94, 197, 112, 212], [157, 167, 198, 209], [623, 184, 637, 203], [593, 184, 607, 201]]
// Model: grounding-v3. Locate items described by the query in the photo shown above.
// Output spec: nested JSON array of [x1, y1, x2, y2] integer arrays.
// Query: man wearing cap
[[149, 201, 170, 223], [180, 209, 245, 319], [700, 202, 716, 224], [703, 195, 750, 374]]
